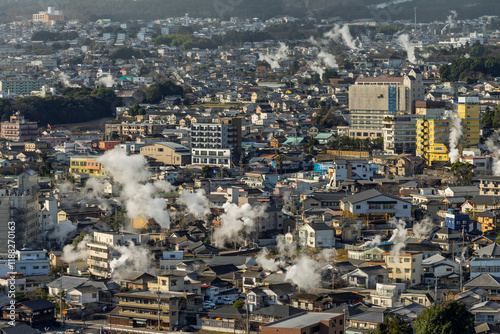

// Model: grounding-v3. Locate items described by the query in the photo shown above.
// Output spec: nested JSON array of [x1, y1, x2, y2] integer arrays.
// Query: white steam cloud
[[361, 235, 383, 248], [446, 110, 463, 163], [178, 189, 210, 218], [259, 42, 289, 69], [256, 234, 335, 292], [397, 34, 417, 64], [413, 217, 434, 239], [110, 242, 153, 280], [98, 74, 115, 88], [97, 148, 174, 229], [388, 219, 408, 265], [48, 220, 77, 247], [62, 235, 92, 263], [324, 24, 362, 50], [486, 135, 500, 176], [213, 202, 267, 246], [57, 70, 79, 88], [285, 249, 336, 292]]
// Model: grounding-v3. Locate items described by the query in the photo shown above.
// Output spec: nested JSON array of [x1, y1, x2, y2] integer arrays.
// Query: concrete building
[[457, 96, 481, 148], [327, 159, 374, 189], [32, 6, 64, 24], [105, 123, 164, 140], [0, 113, 38, 142], [87, 231, 148, 278], [416, 115, 451, 165], [0, 170, 40, 252], [140, 142, 191, 166], [69, 155, 106, 177], [383, 251, 423, 286], [0, 249, 50, 276], [191, 117, 242, 168], [348, 69, 424, 139], [108, 289, 200, 330], [383, 114, 419, 154], [0, 78, 56, 96]]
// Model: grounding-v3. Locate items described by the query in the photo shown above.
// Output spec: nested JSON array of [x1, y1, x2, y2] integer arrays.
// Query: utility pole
[[59, 276, 64, 328], [246, 291, 249, 334]]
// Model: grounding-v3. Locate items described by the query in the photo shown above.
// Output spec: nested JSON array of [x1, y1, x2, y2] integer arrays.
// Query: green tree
[[450, 162, 474, 185], [201, 166, 212, 178], [415, 301, 474, 334], [369, 313, 412, 334], [233, 300, 244, 309]]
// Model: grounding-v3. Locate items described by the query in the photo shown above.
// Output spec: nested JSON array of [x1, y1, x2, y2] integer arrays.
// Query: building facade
[[140, 142, 191, 166], [191, 117, 242, 168], [348, 69, 424, 139], [0, 113, 38, 142]]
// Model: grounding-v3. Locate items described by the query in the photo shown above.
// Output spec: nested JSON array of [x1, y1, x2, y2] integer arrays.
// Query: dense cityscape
[[0, 1, 500, 334]]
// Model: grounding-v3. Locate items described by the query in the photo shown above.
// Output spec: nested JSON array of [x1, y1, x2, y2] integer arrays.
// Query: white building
[[328, 159, 374, 189], [87, 231, 149, 278], [298, 222, 335, 248], [0, 249, 50, 276]]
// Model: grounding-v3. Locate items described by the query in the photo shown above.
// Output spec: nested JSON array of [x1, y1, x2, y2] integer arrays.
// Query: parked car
[[202, 301, 215, 308]]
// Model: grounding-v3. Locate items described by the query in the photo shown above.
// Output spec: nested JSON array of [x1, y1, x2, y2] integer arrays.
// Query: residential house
[[343, 266, 388, 289], [470, 301, 500, 325], [261, 312, 345, 334], [298, 223, 335, 248], [340, 189, 411, 222]]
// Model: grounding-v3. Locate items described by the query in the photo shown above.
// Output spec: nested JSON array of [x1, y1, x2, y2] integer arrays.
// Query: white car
[[202, 301, 215, 308]]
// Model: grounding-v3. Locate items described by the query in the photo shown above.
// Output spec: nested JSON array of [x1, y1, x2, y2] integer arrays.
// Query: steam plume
[[412, 217, 434, 239], [213, 202, 267, 246], [285, 249, 336, 292], [48, 220, 77, 247], [97, 148, 174, 229], [178, 189, 210, 218], [388, 219, 408, 265], [361, 235, 383, 248], [62, 235, 92, 263], [446, 110, 463, 163], [486, 135, 500, 176], [110, 243, 153, 280], [324, 24, 361, 50], [397, 34, 416, 64], [259, 42, 289, 69]]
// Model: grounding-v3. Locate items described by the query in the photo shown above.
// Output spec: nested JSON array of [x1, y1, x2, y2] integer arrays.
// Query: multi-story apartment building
[[108, 290, 200, 330], [105, 123, 164, 140], [190, 117, 242, 168], [327, 159, 374, 189], [69, 155, 106, 176], [479, 176, 500, 196], [87, 231, 148, 278], [0, 113, 38, 142], [348, 69, 424, 139], [383, 251, 423, 286], [0, 78, 56, 96], [416, 97, 481, 165], [32, 7, 64, 24], [457, 96, 481, 148], [140, 142, 191, 166], [383, 114, 419, 154], [416, 116, 451, 165], [0, 170, 40, 252]]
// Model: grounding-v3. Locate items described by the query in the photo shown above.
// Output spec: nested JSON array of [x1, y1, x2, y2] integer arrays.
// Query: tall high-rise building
[[0, 170, 40, 252], [416, 97, 481, 165], [457, 96, 480, 148], [348, 69, 425, 139], [190, 117, 242, 168]]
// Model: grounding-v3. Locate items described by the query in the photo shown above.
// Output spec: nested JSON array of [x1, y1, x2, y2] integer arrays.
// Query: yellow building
[[69, 155, 106, 176], [383, 252, 423, 286], [457, 96, 480, 147], [416, 117, 450, 165]]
